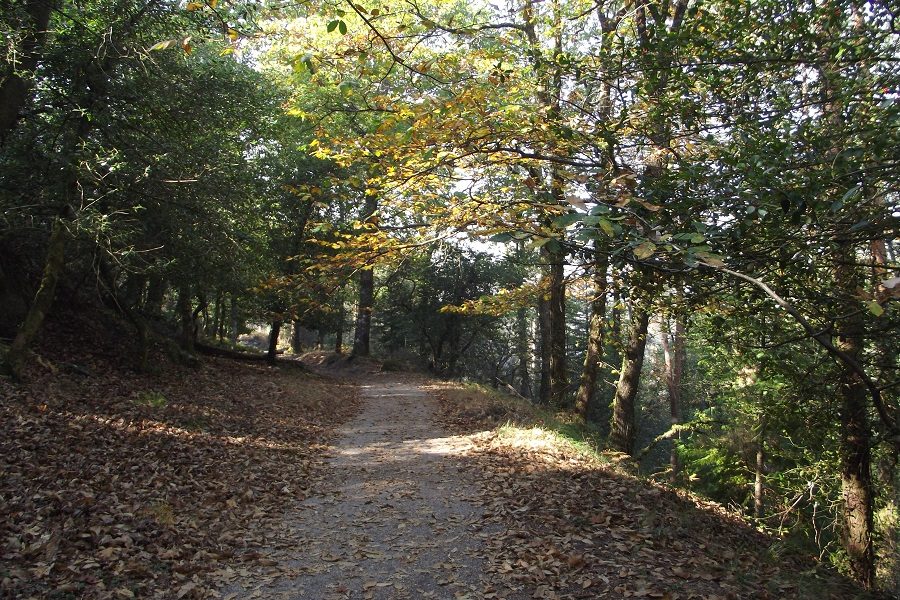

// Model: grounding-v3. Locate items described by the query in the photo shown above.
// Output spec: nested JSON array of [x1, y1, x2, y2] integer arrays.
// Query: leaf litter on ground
[[0, 319, 360, 599], [427, 380, 879, 600]]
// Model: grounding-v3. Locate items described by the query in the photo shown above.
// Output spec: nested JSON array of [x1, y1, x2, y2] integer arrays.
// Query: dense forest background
[[1, 0, 898, 591]]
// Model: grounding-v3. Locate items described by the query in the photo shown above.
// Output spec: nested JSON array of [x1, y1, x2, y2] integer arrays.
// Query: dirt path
[[221, 376, 501, 600]]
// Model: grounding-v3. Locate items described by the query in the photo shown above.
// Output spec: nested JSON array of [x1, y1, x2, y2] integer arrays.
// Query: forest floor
[[0, 314, 362, 600], [0, 321, 879, 599]]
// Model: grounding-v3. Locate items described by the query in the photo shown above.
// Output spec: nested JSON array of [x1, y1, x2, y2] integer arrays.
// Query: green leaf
[[582, 216, 614, 236], [866, 301, 885, 317], [848, 219, 871, 232], [338, 20, 348, 35], [544, 239, 562, 253], [551, 213, 581, 229], [598, 219, 615, 237], [327, 19, 340, 32], [489, 233, 513, 243], [694, 251, 725, 267], [831, 186, 862, 212], [293, 53, 315, 73]]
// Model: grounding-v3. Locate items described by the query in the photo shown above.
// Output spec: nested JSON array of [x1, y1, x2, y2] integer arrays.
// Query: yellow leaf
[[695, 252, 725, 267], [150, 40, 177, 51], [186, 1, 203, 10], [228, 28, 239, 41], [633, 241, 656, 260], [635, 198, 662, 212]]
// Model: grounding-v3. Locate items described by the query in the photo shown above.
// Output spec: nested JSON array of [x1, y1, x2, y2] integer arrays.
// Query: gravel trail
[[222, 376, 499, 600]]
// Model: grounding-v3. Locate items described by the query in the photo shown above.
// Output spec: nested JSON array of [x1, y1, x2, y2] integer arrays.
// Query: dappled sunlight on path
[[219, 378, 512, 600]]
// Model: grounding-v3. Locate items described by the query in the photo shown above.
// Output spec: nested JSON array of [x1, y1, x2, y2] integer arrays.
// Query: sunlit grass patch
[[432, 379, 617, 466], [134, 390, 167, 408], [493, 416, 615, 467]]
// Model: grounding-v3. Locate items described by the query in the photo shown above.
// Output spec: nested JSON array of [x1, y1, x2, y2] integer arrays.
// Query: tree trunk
[[334, 304, 344, 354], [809, 15, 876, 584], [353, 195, 378, 356], [229, 296, 239, 343], [609, 308, 649, 455], [0, 0, 53, 141], [3, 219, 68, 379], [353, 266, 374, 356], [191, 294, 207, 344], [315, 328, 325, 350], [870, 238, 896, 383], [547, 246, 568, 406], [835, 242, 875, 587], [430, 336, 446, 373], [144, 273, 167, 318], [446, 315, 461, 377], [121, 273, 146, 309], [661, 314, 686, 478], [97, 259, 151, 373], [537, 291, 551, 405], [291, 320, 303, 354], [516, 307, 532, 398], [522, 0, 567, 405], [610, 286, 623, 347], [3, 37, 113, 376], [201, 301, 211, 337], [177, 284, 194, 353], [211, 291, 223, 339], [575, 249, 608, 418], [754, 415, 767, 519], [267, 320, 282, 365]]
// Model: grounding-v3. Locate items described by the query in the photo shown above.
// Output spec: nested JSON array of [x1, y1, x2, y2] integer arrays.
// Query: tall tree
[[352, 194, 378, 356], [609, 306, 649, 455], [574, 247, 608, 418]]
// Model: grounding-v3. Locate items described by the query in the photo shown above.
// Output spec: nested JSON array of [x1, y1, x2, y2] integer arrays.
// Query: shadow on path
[[220, 377, 510, 600]]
